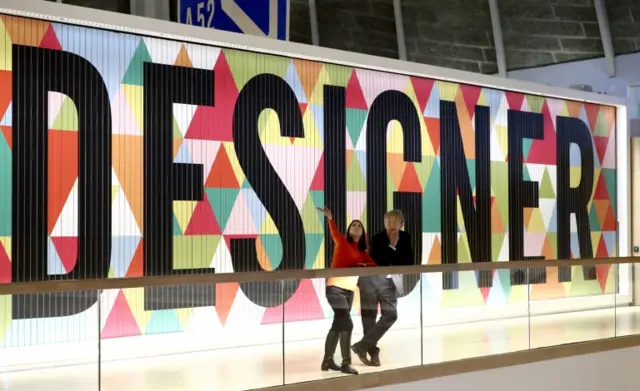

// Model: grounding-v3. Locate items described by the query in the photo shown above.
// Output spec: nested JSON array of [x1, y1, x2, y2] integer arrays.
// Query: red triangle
[[184, 54, 237, 141], [525, 102, 556, 165], [602, 205, 616, 231], [51, 237, 78, 273], [48, 131, 79, 233], [205, 146, 240, 188], [398, 163, 422, 192], [425, 118, 440, 154], [593, 136, 609, 165], [261, 279, 325, 324], [585, 103, 600, 131], [345, 72, 368, 110], [184, 198, 221, 235], [593, 174, 609, 200], [410, 77, 435, 112], [216, 282, 239, 326], [0, 242, 10, 283], [126, 240, 144, 278], [480, 287, 491, 303], [596, 264, 610, 292], [309, 154, 324, 191], [0, 72, 11, 120], [39, 25, 62, 51], [1, 126, 11, 150], [101, 291, 141, 339], [505, 92, 525, 110], [299, 102, 308, 115], [459, 84, 482, 118]]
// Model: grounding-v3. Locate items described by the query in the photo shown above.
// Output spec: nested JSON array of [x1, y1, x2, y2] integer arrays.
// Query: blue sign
[[177, 0, 289, 41]]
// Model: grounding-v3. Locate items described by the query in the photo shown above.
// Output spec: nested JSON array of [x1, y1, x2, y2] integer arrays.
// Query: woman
[[317, 206, 376, 375]]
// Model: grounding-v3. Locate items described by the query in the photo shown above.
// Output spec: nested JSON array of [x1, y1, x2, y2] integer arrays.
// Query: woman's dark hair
[[346, 220, 368, 252]]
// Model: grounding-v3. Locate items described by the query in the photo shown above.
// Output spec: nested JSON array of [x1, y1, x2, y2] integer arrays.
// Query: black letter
[[366, 91, 421, 297], [440, 101, 492, 290], [231, 74, 306, 307], [143, 63, 215, 310], [508, 110, 545, 285], [324, 86, 347, 268], [557, 116, 595, 282], [12, 46, 111, 319]]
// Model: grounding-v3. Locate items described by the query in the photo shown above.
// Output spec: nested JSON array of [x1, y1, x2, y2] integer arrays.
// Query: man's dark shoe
[[340, 363, 358, 375], [351, 343, 372, 366], [368, 347, 381, 367], [321, 358, 341, 371]]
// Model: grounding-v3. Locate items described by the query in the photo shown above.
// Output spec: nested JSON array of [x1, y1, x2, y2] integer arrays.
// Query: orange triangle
[[126, 240, 144, 278], [523, 207, 533, 228], [593, 200, 609, 225], [541, 235, 555, 258], [113, 135, 144, 231], [565, 101, 583, 118], [428, 236, 441, 264], [398, 163, 422, 192], [1, 16, 49, 46], [216, 282, 239, 326], [174, 45, 193, 67], [0, 71, 11, 119], [387, 153, 407, 190], [205, 145, 239, 188], [490, 201, 505, 232], [425, 118, 440, 154], [1, 126, 11, 150], [48, 131, 78, 233], [602, 205, 616, 231], [293, 59, 323, 100]]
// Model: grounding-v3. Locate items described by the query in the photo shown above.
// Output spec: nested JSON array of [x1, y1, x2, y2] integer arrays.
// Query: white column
[[488, 0, 507, 77]]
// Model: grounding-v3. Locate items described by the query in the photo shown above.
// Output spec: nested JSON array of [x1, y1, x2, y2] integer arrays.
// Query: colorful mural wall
[[0, 14, 618, 346]]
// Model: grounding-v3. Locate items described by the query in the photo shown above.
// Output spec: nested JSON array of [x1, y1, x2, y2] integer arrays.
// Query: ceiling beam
[[393, 0, 407, 61], [594, 0, 615, 77], [488, 0, 506, 77]]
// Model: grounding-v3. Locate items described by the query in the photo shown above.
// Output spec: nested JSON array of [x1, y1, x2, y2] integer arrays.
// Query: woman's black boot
[[339, 331, 359, 375], [321, 330, 341, 371]]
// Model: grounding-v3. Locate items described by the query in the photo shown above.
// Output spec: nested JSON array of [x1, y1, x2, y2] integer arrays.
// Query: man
[[352, 210, 413, 367]]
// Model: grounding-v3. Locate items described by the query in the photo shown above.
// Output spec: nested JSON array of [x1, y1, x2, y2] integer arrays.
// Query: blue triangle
[[174, 141, 193, 164], [111, 236, 142, 278], [243, 188, 267, 230], [602, 231, 617, 256], [1, 102, 12, 126], [47, 238, 65, 275], [423, 84, 440, 118], [284, 62, 307, 103], [145, 310, 182, 334], [482, 88, 503, 121], [310, 104, 324, 141]]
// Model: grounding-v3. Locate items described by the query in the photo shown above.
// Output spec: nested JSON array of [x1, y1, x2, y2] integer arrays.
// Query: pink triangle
[[185, 53, 237, 141], [480, 287, 490, 303], [410, 77, 434, 112], [111, 87, 141, 135], [526, 102, 556, 165], [101, 291, 141, 339], [345, 72, 368, 110], [51, 237, 78, 273], [0, 243, 10, 283], [309, 154, 324, 191], [223, 193, 259, 235], [184, 197, 221, 235], [261, 279, 325, 324], [505, 91, 525, 110], [39, 25, 62, 51]]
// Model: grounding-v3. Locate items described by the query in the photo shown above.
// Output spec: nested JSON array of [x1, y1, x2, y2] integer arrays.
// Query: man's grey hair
[[384, 209, 404, 223]]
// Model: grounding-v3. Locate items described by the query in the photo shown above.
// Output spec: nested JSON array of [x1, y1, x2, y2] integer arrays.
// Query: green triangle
[[346, 154, 367, 191], [172, 235, 220, 270], [526, 95, 545, 113], [423, 162, 441, 233], [491, 233, 505, 261], [205, 188, 240, 232], [301, 194, 324, 233], [242, 179, 252, 189], [108, 267, 116, 279], [457, 234, 472, 262], [51, 97, 79, 131], [490, 162, 509, 226], [346, 109, 367, 146], [523, 165, 531, 182], [309, 190, 324, 210], [146, 310, 182, 334], [594, 110, 609, 137], [224, 49, 289, 90], [466, 159, 476, 191], [589, 204, 601, 231], [323, 64, 351, 87], [305, 233, 324, 269], [173, 213, 183, 235], [260, 234, 283, 269], [497, 269, 512, 292], [522, 138, 533, 161], [546, 233, 558, 254], [539, 168, 556, 199], [0, 132, 11, 236], [602, 168, 616, 213], [173, 116, 182, 139], [122, 40, 152, 86]]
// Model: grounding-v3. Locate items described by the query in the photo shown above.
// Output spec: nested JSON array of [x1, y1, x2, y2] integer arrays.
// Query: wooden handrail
[[0, 256, 636, 295]]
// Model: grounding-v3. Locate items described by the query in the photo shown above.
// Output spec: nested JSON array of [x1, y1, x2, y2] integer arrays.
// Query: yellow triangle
[[309, 67, 329, 104], [258, 109, 290, 146], [386, 120, 406, 154], [477, 91, 488, 106], [51, 97, 79, 131], [173, 200, 198, 232], [123, 85, 144, 133], [570, 166, 582, 188], [560, 102, 570, 117], [456, 196, 465, 233], [177, 308, 193, 329], [404, 79, 421, 114], [591, 231, 602, 255], [112, 185, 120, 204], [294, 106, 323, 148], [261, 213, 279, 234], [527, 208, 546, 233], [223, 142, 246, 185], [0, 237, 11, 261], [436, 81, 459, 102], [0, 294, 11, 341], [123, 287, 152, 330], [0, 19, 11, 71], [313, 238, 326, 269], [496, 125, 509, 158]]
